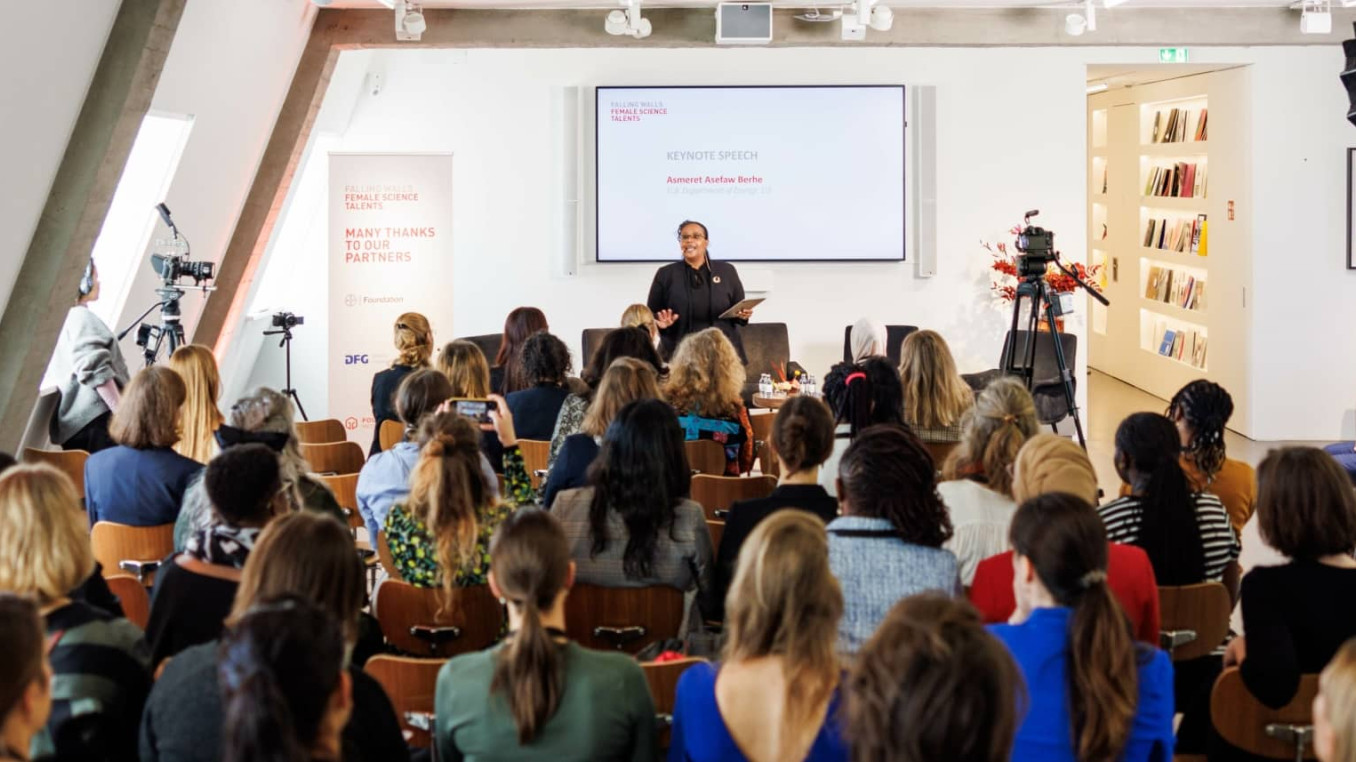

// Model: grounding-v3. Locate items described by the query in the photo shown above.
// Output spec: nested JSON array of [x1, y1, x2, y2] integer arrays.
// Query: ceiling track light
[[605, 0, 652, 39], [1065, 0, 1096, 36], [841, 0, 892, 41], [1299, 0, 1333, 34], [394, 0, 426, 41]]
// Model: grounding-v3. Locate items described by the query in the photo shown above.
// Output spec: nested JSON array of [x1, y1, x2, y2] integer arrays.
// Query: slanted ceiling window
[[88, 112, 194, 328]]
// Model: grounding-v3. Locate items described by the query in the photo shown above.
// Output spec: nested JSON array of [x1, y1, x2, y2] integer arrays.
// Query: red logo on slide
[[344, 417, 359, 430], [608, 100, 667, 123]]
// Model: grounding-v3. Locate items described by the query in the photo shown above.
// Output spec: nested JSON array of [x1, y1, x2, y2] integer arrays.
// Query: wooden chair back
[[23, 447, 89, 499], [104, 574, 150, 630], [373, 579, 504, 658], [690, 475, 778, 521], [685, 439, 727, 477], [643, 657, 705, 717], [376, 531, 402, 582], [315, 473, 363, 531], [295, 419, 347, 444], [748, 411, 778, 477], [379, 420, 405, 452], [90, 522, 174, 586], [922, 441, 960, 472], [301, 441, 365, 475], [518, 439, 550, 489], [564, 584, 684, 654], [707, 520, 724, 549], [1211, 667, 1320, 760], [1159, 583, 1231, 661], [364, 655, 444, 749]]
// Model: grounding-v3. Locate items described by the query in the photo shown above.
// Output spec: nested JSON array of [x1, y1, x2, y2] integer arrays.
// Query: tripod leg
[[1043, 297, 1088, 450]]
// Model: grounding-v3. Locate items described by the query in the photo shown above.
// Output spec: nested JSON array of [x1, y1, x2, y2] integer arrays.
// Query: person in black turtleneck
[[646, 220, 752, 362]]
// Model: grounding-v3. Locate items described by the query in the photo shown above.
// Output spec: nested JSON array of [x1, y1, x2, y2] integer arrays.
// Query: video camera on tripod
[[119, 203, 217, 367]]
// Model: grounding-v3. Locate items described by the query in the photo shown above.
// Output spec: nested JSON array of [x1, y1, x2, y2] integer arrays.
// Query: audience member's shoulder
[[569, 642, 649, 683], [438, 646, 496, 687], [549, 487, 593, 517], [153, 640, 218, 690], [49, 599, 144, 646], [1135, 644, 1174, 692]]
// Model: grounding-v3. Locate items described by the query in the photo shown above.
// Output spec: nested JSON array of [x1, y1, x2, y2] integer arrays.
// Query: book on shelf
[[1193, 214, 1207, 256], [1144, 162, 1206, 199], [1141, 214, 1207, 254], [1152, 323, 1208, 368], [1151, 106, 1206, 144], [1195, 109, 1208, 141], [1158, 329, 1176, 355], [1101, 165, 1108, 194], [1151, 112, 1162, 143]]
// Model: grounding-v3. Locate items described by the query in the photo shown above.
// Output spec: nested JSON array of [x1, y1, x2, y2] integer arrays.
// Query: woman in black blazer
[[646, 220, 754, 362], [369, 312, 433, 455]]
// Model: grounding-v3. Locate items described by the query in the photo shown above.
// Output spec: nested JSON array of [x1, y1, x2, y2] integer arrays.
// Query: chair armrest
[[119, 559, 161, 581], [1159, 629, 1198, 650], [410, 625, 462, 644], [533, 469, 548, 479], [404, 711, 433, 732], [592, 625, 647, 648], [713, 510, 729, 520]]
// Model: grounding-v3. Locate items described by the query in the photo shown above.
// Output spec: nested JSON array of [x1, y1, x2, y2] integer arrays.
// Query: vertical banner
[[329, 153, 453, 445]]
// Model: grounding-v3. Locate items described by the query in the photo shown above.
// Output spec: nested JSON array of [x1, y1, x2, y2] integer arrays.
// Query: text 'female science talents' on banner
[[329, 153, 454, 445]]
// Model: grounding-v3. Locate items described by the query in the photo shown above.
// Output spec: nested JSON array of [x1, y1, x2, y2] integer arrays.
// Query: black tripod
[[262, 324, 308, 421], [119, 287, 187, 367], [999, 255, 1109, 451]]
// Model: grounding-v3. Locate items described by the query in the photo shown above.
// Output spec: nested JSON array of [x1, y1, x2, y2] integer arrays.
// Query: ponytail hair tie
[[1079, 570, 1107, 589], [845, 372, 867, 385], [1001, 414, 1017, 425]]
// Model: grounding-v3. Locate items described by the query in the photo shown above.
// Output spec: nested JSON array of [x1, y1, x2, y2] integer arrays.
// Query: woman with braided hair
[[827, 424, 959, 657], [938, 376, 1040, 586], [1098, 413, 1239, 586], [818, 357, 905, 498], [1168, 379, 1256, 533], [383, 396, 534, 590], [990, 492, 1174, 762]]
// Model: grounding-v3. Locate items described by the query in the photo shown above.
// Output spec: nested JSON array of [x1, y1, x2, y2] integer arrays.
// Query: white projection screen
[[595, 85, 906, 263]]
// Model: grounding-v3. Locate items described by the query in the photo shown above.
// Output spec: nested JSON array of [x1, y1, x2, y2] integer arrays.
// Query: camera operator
[[49, 259, 130, 453]]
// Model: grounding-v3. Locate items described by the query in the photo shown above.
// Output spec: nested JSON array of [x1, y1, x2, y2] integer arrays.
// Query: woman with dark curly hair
[[1168, 380, 1255, 533], [827, 424, 959, 656], [549, 398, 716, 628], [504, 331, 573, 442]]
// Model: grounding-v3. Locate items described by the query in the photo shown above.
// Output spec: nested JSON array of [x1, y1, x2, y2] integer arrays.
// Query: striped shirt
[[1098, 492, 1240, 583]]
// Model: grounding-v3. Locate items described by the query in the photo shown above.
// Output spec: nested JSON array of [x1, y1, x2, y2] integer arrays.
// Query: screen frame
[[593, 84, 907, 264]]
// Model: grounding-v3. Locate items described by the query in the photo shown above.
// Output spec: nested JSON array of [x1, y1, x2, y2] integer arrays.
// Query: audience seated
[[0, 595, 51, 762], [505, 331, 574, 442], [368, 312, 434, 456], [848, 318, 887, 363], [620, 303, 661, 349], [547, 326, 664, 473], [436, 509, 656, 760], [671, 512, 847, 762], [175, 387, 344, 550], [144, 444, 280, 667], [0, 464, 150, 762], [827, 424, 959, 656], [938, 377, 1039, 586], [665, 328, 754, 476], [436, 338, 492, 398], [141, 511, 407, 762], [1315, 638, 1356, 762], [491, 306, 549, 396], [1099, 412, 1239, 585], [846, 594, 1020, 762], [550, 398, 717, 627], [968, 435, 1161, 644], [356, 369, 498, 540], [216, 596, 352, 762], [168, 345, 223, 464], [898, 329, 973, 443], [990, 492, 1174, 762], [819, 356, 904, 497], [85, 366, 202, 527], [715, 395, 838, 614], [384, 402, 530, 589], [1167, 380, 1255, 533], [543, 357, 660, 509]]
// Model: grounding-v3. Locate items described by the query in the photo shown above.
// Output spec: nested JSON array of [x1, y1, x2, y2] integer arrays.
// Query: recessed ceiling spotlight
[[842, 0, 892, 40], [1086, 82, 1109, 94], [1103, 0, 1129, 7]]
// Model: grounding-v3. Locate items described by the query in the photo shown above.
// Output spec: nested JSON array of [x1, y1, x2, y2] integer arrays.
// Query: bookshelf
[[1087, 69, 1251, 431]]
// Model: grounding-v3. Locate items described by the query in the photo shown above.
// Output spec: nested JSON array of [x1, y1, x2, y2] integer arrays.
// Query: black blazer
[[369, 364, 416, 456], [646, 258, 748, 362], [715, 484, 839, 619]]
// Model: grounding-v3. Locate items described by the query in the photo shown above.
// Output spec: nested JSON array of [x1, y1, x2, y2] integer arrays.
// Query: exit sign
[[1159, 48, 1189, 63]]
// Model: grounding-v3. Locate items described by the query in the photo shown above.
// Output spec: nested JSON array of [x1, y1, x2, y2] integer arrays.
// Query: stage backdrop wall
[[328, 153, 453, 444]]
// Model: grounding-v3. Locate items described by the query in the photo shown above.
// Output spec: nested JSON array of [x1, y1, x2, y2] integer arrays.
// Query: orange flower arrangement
[[984, 224, 1103, 303]]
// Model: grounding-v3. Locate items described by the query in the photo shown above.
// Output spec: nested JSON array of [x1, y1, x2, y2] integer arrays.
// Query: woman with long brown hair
[[369, 311, 434, 455], [898, 329, 972, 443], [169, 344, 224, 463], [435, 509, 656, 760], [437, 339, 492, 398], [670, 511, 847, 762], [492, 306, 549, 395], [664, 328, 753, 476], [990, 492, 1173, 762]]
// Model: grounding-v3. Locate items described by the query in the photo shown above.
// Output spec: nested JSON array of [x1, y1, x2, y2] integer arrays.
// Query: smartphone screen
[[453, 398, 493, 424]]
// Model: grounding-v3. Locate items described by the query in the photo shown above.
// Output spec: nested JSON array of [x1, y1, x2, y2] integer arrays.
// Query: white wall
[[0, 2, 118, 313]]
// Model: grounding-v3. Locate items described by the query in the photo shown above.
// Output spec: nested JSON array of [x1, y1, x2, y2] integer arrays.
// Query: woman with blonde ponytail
[[939, 376, 1038, 586], [435, 510, 656, 760], [383, 395, 534, 589], [990, 492, 1173, 762]]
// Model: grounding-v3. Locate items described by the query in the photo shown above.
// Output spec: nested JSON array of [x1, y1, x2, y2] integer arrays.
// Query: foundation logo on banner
[[608, 99, 667, 123], [343, 294, 406, 308]]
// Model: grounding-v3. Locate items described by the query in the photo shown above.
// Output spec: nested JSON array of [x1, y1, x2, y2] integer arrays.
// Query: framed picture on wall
[[1349, 149, 1356, 269]]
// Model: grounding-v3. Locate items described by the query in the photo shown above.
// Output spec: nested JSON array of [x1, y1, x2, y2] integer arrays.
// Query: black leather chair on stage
[[841, 324, 918, 367], [740, 323, 799, 404], [581, 328, 611, 365], [457, 334, 503, 365], [996, 329, 1079, 430]]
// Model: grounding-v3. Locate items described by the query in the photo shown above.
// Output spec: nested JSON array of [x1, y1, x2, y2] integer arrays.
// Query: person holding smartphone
[[646, 220, 753, 362]]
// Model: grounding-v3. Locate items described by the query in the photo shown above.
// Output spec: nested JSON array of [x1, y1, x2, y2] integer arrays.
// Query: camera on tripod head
[[151, 253, 215, 286], [1015, 209, 1057, 279], [272, 312, 304, 330]]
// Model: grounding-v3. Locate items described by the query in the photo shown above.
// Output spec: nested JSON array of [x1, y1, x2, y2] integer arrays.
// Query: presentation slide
[[595, 85, 906, 263]]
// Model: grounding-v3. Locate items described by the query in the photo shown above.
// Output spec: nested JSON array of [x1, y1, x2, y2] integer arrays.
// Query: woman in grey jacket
[[50, 260, 129, 453]]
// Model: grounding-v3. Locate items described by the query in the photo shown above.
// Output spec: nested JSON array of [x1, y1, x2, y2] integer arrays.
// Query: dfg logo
[[344, 354, 369, 365]]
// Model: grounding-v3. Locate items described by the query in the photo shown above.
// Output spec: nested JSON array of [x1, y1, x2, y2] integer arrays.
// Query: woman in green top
[[435, 509, 657, 762], [384, 394, 534, 588]]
